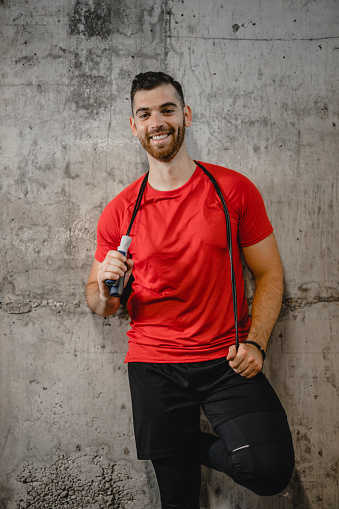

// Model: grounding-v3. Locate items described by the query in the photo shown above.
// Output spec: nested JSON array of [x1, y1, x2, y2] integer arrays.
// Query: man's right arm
[[86, 251, 134, 317]]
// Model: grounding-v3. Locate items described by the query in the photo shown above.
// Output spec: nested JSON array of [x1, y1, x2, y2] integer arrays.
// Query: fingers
[[227, 343, 263, 378], [234, 362, 258, 379], [226, 345, 237, 361], [97, 251, 132, 294], [125, 258, 134, 275]]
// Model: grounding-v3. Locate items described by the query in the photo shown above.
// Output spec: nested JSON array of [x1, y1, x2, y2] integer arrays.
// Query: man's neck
[[147, 145, 197, 191]]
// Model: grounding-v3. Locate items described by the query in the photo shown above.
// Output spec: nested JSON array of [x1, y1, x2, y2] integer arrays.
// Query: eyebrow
[[135, 101, 178, 116]]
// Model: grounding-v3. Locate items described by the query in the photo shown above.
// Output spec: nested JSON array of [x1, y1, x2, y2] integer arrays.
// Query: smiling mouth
[[150, 133, 170, 141]]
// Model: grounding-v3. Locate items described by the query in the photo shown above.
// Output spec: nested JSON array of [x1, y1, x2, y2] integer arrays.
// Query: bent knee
[[230, 438, 295, 496], [249, 469, 294, 496]]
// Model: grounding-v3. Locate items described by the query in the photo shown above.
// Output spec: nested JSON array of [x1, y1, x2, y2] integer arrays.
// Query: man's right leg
[[151, 451, 201, 509], [128, 362, 202, 509]]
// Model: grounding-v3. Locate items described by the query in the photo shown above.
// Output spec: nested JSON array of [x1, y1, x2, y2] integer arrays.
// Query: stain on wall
[[70, 0, 112, 39]]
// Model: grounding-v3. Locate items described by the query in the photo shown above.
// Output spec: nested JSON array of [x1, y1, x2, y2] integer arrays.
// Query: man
[[86, 72, 294, 509]]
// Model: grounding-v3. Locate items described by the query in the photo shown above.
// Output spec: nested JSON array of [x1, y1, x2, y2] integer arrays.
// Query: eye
[[162, 108, 174, 115], [139, 112, 150, 120]]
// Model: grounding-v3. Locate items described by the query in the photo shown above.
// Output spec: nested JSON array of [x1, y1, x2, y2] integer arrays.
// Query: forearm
[[247, 272, 284, 350], [229, 233, 283, 377], [86, 281, 120, 317]]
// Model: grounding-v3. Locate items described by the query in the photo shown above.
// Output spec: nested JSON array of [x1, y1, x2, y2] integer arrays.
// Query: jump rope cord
[[124, 163, 239, 352], [194, 161, 239, 352], [126, 172, 149, 237]]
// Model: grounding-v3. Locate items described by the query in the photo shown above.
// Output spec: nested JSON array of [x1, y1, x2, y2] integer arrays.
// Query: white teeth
[[152, 134, 168, 140]]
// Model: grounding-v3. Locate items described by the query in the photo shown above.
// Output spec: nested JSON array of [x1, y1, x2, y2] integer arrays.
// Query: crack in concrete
[[0, 299, 84, 314], [168, 35, 339, 42], [1, 295, 338, 315], [282, 295, 339, 311]]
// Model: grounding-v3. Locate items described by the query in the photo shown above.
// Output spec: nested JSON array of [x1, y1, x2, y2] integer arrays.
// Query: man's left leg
[[200, 410, 294, 495], [198, 358, 294, 496]]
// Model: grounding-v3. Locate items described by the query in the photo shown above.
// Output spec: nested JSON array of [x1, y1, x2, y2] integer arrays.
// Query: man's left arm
[[227, 232, 284, 378]]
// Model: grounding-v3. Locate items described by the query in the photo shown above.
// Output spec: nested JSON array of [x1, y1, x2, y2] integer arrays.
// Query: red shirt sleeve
[[237, 176, 273, 247]]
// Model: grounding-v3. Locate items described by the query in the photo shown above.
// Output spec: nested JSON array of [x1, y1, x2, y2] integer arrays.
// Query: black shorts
[[128, 357, 286, 460]]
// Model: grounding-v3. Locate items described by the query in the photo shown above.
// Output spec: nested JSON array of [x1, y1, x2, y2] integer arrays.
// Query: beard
[[138, 121, 186, 163]]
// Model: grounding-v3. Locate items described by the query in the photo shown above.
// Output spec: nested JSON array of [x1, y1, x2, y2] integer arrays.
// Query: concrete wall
[[1, 0, 338, 507]]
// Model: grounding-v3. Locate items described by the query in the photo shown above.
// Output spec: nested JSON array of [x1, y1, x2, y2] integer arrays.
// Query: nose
[[149, 111, 165, 132]]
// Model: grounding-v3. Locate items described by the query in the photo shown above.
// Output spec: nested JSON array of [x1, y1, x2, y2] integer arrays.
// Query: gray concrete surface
[[1, 0, 338, 507]]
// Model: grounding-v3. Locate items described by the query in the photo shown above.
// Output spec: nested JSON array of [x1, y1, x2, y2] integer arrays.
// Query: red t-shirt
[[95, 162, 273, 363]]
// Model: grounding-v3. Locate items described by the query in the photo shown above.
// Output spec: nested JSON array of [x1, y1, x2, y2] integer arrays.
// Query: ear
[[183, 105, 192, 128], [130, 116, 139, 137]]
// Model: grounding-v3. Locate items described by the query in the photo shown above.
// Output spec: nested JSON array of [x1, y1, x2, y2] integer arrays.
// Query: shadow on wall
[[289, 470, 314, 509], [199, 467, 313, 509]]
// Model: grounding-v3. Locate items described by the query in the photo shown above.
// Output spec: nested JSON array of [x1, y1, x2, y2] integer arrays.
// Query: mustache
[[148, 127, 175, 137]]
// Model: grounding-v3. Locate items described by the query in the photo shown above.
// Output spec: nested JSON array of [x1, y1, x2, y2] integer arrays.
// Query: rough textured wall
[[0, 1, 338, 508]]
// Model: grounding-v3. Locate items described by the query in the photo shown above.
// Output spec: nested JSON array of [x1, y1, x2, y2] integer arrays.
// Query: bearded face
[[130, 84, 191, 164]]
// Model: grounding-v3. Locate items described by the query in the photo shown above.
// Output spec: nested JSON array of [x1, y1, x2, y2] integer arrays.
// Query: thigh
[[128, 362, 201, 460], [201, 358, 286, 429]]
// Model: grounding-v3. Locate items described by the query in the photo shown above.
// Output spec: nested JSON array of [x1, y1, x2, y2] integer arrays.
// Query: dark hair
[[131, 71, 185, 112]]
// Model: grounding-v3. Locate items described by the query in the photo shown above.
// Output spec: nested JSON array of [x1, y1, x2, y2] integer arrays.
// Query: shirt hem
[[240, 226, 273, 248], [124, 346, 245, 364]]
